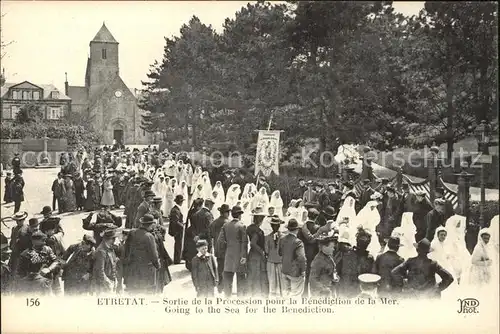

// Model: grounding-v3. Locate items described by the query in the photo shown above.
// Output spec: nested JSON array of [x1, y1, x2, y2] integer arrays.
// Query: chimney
[[64, 72, 69, 96]]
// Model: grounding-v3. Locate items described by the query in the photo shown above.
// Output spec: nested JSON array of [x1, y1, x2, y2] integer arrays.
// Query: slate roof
[[67, 86, 88, 105], [91, 23, 118, 44], [1, 82, 71, 100]]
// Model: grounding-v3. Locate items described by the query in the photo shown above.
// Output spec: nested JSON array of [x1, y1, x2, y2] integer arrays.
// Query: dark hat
[[143, 190, 156, 198], [402, 183, 409, 189], [298, 178, 305, 181], [231, 205, 244, 216], [343, 181, 354, 189], [335, 174, 341, 178], [414, 238, 432, 253], [107, 169, 115, 173], [82, 234, 97, 246], [140, 214, 156, 225], [204, 198, 215, 205], [40, 206, 52, 215], [435, 187, 445, 194], [102, 228, 119, 239], [28, 218, 40, 227], [434, 198, 446, 206], [31, 231, 47, 240], [270, 216, 284, 225], [286, 219, 300, 231], [307, 208, 320, 217], [12, 211, 28, 221], [387, 236, 401, 249], [380, 178, 389, 184], [362, 179, 371, 185], [122, 229, 132, 236], [218, 204, 231, 213], [322, 206, 336, 219], [174, 194, 185, 203], [152, 196, 163, 203], [141, 181, 154, 188], [251, 206, 266, 216], [6, 171, 12, 176], [386, 185, 395, 192], [196, 239, 208, 248], [317, 231, 336, 244]]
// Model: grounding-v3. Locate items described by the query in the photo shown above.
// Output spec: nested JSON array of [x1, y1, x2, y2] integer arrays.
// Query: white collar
[[197, 252, 211, 258]]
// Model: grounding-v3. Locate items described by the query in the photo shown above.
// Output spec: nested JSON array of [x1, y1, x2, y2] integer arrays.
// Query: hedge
[[0, 122, 101, 150]]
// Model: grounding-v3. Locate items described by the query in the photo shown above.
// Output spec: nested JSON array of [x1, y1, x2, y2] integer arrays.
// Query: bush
[[469, 200, 499, 227], [0, 122, 101, 150]]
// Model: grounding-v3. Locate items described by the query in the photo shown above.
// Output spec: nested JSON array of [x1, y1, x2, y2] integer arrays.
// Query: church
[[65, 23, 152, 145]]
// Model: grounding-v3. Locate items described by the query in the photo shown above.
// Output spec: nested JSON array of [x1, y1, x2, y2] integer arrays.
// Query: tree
[[15, 103, 44, 124]]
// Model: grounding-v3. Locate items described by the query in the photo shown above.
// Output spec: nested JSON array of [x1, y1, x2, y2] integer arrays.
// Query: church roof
[[67, 86, 88, 105], [91, 23, 118, 44]]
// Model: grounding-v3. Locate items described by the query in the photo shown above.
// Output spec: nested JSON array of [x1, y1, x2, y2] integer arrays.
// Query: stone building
[[66, 23, 152, 145], [1, 81, 71, 121]]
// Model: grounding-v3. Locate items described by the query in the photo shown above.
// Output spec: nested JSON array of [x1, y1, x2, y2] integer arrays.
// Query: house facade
[[1, 81, 71, 121]]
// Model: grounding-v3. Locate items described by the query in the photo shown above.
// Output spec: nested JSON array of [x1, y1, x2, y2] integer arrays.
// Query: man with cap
[[293, 178, 308, 200], [309, 231, 340, 297], [191, 239, 218, 297], [61, 234, 96, 295], [82, 206, 122, 246], [246, 206, 269, 297], [435, 187, 454, 221], [265, 216, 284, 297], [11, 152, 21, 175], [372, 236, 404, 297], [92, 228, 120, 295], [210, 203, 231, 293], [279, 219, 307, 297], [134, 189, 156, 228], [169, 194, 186, 264], [399, 183, 415, 215], [391, 238, 454, 299], [297, 207, 321, 297], [191, 198, 216, 252], [216, 205, 248, 297], [16, 231, 59, 295], [411, 190, 433, 242], [425, 198, 447, 242], [123, 214, 161, 295], [357, 273, 381, 300]]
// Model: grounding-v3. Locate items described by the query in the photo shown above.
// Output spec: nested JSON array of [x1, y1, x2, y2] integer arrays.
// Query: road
[[1, 167, 195, 297]]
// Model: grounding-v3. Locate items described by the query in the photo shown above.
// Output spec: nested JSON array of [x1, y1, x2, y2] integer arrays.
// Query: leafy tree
[[15, 103, 44, 124]]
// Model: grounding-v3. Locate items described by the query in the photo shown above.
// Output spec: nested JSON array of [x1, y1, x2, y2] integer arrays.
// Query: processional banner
[[255, 130, 280, 177]]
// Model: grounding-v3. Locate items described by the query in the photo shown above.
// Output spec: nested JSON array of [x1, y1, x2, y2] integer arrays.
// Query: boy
[[191, 239, 218, 297]]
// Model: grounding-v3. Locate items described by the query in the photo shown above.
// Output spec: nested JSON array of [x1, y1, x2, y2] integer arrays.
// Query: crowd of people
[[1, 144, 498, 301]]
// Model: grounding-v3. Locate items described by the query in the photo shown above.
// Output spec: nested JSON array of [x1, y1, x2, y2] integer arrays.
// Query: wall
[[0, 139, 22, 169], [0, 138, 68, 168]]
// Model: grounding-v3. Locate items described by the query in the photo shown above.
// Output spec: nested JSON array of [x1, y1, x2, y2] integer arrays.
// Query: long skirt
[[246, 250, 269, 297], [266, 262, 283, 297], [101, 189, 115, 207]]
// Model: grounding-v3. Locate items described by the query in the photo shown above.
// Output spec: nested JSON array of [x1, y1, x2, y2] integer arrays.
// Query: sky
[[0, 1, 424, 93]]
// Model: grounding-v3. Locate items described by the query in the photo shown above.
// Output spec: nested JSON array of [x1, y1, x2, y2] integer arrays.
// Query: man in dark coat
[[297, 208, 321, 297], [293, 178, 308, 202], [168, 195, 185, 264], [51, 173, 64, 212], [309, 231, 339, 297], [279, 219, 307, 297], [209, 204, 231, 293], [216, 205, 248, 298], [399, 183, 416, 215], [73, 173, 86, 211], [4, 171, 13, 204], [328, 183, 343, 213], [435, 187, 455, 221], [82, 207, 122, 246], [11, 153, 21, 175], [372, 236, 404, 297], [123, 214, 160, 294], [191, 239, 218, 297], [11, 172, 25, 214], [92, 229, 119, 295], [191, 198, 215, 251], [377, 186, 401, 248], [391, 238, 454, 299], [425, 198, 447, 242], [61, 234, 96, 295], [411, 190, 433, 242], [358, 179, 374, 209], [134, 190, 156, 228]]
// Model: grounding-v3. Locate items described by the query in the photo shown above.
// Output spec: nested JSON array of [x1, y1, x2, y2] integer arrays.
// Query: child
[[265, 216, 284, 297], [191, 239, 218, 297]]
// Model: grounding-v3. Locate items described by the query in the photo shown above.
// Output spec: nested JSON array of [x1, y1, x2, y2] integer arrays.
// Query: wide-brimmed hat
[[286, 219, 299, 231], [40, 206, 52, 215], [231, 205, 244, 216], [358, 273, 381, 285], [152, 196, 163, 203], [12, 211, 28, 221], [102, 228, 120, 239], [317, 230, 336, 244], [322, 206, 336, 219], [174, 194, 185, 203], [413, 238, 432, 253], [218, 204, 231, 213], [251, 206, 266, 216], [370, 192, 383, 200], [204, 198, 215, 205], [140, 214, 156, 225]]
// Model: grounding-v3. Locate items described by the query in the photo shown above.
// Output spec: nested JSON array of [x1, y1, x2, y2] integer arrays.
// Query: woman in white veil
[[386, 227, 415, 260], [176, 161, 185, 182], [398, 213, 418, 259], [489, 215, 499, 259], [152, 172, 163, 195], [269, 190, 284, 219], [191, 183, 205, 203], [191, 167, 203, 194], [178, 180, 190, 219], [162, 177, 174, 218], [445, 215, 470, 285], [185, 163, 194, 193], [241, 201, 252, 226], [241, 183, 252, 200], [336, 196, 357, 226], [286, 200, 298, 222], [226, 184, 241, 208], [463, 228, 498, 294], [355, 200, 381, 256], [296, 199, 308, 223], [212, 182, 225, 218], [202, 174, 213, 200], [252, 187, 270, 212]]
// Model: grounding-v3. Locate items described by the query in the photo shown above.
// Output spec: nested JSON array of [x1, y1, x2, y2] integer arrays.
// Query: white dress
[[356, 201, 381, 256], [429, 227, 459, 299], [226, 184, 241, 208], [269, 190, 284, 219], [252, 188, 270, 212]]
